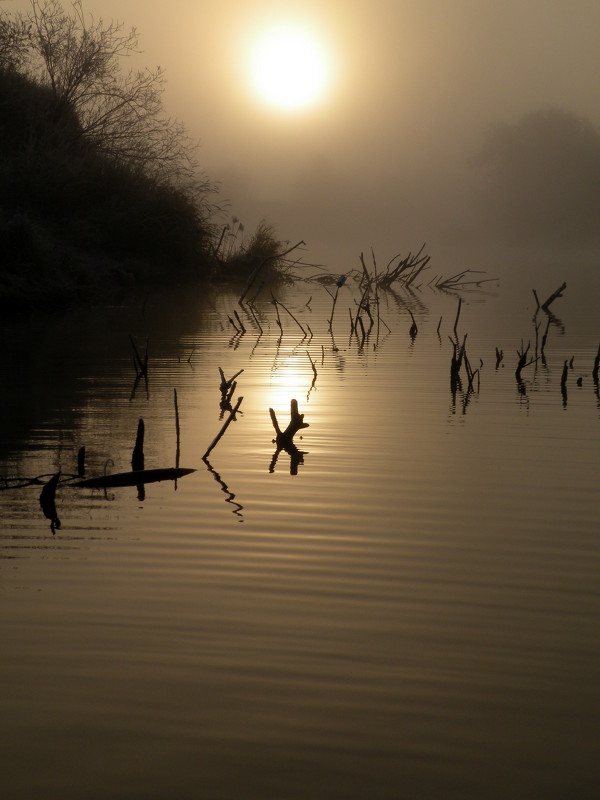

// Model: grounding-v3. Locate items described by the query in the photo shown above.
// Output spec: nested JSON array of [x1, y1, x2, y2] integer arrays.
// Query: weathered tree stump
[[269, 399, 309, 449]]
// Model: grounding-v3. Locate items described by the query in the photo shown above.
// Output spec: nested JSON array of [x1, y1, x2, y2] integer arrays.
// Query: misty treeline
[[0, 0, 282, 314], [474, 109, 600, 244]]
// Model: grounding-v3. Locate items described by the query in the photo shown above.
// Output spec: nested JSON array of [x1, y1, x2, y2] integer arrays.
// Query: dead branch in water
[[129, 333, 148, 378], [435, 269, 497, 291], [40, 472, 61, 534], [453, 297, 462, 338], [593, 344, 600, 384], [377, 244, 428, 289], [408, 310, 418, 339], [560, 360, 569, 389], [76, 467, 195, 489], [239, 240, 306, 305], [541, 282, 567, 310], [270, 292, 306, 336], [174, 389, 180, 470], [515, 341, 537, 382], [327, 285, 340, 330], [203, 396, 244, 461], [233, 309, 246, 333]]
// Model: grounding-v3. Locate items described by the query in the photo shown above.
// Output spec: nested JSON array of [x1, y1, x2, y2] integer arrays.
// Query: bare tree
[[0, 8, 31, 72], [20, 0, 198, 183]]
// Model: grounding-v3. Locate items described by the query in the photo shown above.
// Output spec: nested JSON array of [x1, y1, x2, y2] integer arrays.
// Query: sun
[[249, 24, 330, 111]]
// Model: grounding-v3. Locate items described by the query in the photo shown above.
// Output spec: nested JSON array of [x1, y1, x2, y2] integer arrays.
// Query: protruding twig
[[129, 334, 148, 378], [541, 281, 567, 310], [515, 341, 537, 381], [453, 298, 462, 338], [270, 294, 306, 336], [77, 446, 86, 477], [408, 310, 418, 339], [540, 317, 551, 356], [233, 309, 246, 334], [132, 418, 145, 471], [239, 240, 305, 304], [219, 367, 244, 393], [593, 344, 600, 384], [560, 360, 569, 389], [40, 472, 61, 534], [174, 389, 180, 469], [227, 315, 241, 333], [203, 396, 244, 461], [328, 285, 340, 330]]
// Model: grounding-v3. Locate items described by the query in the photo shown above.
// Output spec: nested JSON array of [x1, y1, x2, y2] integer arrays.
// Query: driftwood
[[75, 467, 195, 489]]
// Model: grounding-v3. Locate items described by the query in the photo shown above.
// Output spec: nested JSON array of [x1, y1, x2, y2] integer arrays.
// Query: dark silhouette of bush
[[0, 3, 288, 315]]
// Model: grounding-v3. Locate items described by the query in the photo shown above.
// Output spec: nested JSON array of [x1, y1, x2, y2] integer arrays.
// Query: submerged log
[[74, 467, 196, 489]]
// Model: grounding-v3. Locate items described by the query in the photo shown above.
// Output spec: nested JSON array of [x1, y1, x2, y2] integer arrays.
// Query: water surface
[[1, 275, 599, 799]]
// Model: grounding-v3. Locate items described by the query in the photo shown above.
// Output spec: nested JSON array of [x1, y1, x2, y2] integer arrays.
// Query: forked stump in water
[[269, 399, 309, 449]]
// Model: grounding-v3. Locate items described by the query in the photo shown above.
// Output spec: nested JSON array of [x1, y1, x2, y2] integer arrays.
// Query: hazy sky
[[8, 0, 600, 271]]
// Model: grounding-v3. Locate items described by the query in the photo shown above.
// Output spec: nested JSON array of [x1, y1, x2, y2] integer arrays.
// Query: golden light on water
[[266, 352, 313, 414]]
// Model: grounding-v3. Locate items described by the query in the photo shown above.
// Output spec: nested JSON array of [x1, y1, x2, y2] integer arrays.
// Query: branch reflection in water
[[203, 458, 244, 520]]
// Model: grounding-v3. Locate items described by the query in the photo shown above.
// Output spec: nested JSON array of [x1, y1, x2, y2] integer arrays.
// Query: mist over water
[[8, 0, 598, 272]]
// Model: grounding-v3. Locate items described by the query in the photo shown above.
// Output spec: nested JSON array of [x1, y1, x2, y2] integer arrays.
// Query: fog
[[8, 0, 600, 275]]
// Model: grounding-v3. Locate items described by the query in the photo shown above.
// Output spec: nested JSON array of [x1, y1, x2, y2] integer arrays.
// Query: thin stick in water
[[203, 397, 244, 461], [174, 388, 180, 469]]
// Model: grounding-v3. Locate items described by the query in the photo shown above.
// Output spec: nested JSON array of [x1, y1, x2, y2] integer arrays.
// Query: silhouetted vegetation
[[474, 108, 600, 244], [0, 1, 287, 315]]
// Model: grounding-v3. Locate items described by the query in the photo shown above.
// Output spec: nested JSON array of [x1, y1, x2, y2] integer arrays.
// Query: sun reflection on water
[[264, 351, 314, 418]]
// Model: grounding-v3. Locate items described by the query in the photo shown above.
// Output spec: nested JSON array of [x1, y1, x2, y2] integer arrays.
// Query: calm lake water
[[1, 266, 599, 799]]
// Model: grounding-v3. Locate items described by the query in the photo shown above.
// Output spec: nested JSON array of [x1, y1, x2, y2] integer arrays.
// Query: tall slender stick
[[453, 298, 462, 338], [174, 388, 180, 469], [203, 397, 243, 461]]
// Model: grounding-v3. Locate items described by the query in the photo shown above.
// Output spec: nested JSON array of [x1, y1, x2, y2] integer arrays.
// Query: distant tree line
[[474, 108, 600, 244], [0, 0, 281, 314]]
